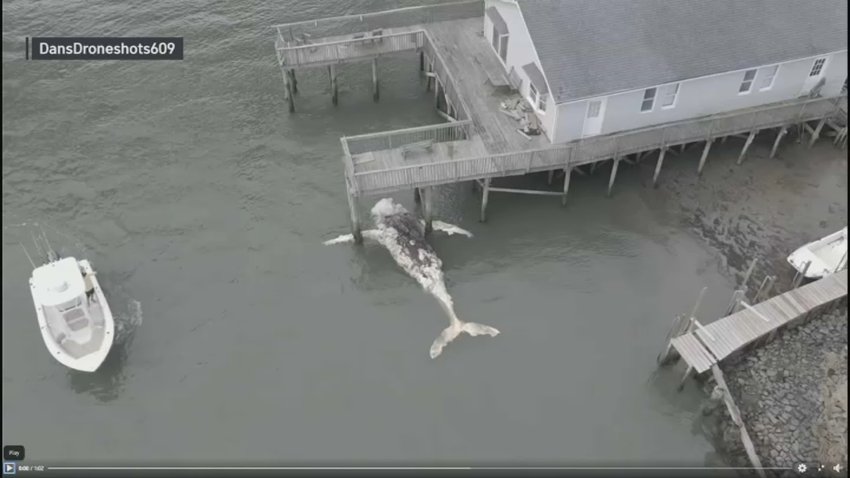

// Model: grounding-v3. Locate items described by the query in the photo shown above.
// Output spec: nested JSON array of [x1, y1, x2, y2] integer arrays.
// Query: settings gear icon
[[796, 463, 807, 473]]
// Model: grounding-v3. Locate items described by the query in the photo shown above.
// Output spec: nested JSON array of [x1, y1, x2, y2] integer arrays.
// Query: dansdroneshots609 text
[[30, 37, 183, 60]]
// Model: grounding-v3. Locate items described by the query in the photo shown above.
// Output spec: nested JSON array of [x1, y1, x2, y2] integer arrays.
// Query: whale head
[[371, 198, 407, 223]]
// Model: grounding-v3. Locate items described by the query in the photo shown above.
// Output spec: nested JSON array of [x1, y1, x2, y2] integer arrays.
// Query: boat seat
[[67, 319, 88, 332], [64, 308, 89, 332]]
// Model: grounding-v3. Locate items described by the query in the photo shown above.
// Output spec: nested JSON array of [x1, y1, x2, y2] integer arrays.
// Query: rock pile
[[701, 305, 847, 474]]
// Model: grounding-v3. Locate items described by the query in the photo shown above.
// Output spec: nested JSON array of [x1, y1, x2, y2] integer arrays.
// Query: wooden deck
[[671, 269, 848, 374], [276, 27, 424, 69], [352, 135, 488, 173], [345, 93, 845, 196], [425, 18, 550, 154]]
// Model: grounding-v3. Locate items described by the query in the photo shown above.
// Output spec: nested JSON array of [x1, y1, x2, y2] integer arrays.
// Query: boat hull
[[30, 259, 115, 372], [787, 227, 848, 279]]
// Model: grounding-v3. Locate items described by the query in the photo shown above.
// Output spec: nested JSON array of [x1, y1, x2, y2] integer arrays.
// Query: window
[[739, 69, 757, 93], [528, 83, 547, 113], [587, 100, 601, 118], [659, 83, 679, 108], [641, 87, 656, 112], [491, 27, 508, 64], [537, 93, 547, 112], [809, 57, 826, 77], [759, 65, 779, 90], [499, 35, 508, 63]]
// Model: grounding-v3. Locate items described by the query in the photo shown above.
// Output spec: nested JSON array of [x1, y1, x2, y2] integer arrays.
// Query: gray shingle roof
[[516, 0, 848, 103]]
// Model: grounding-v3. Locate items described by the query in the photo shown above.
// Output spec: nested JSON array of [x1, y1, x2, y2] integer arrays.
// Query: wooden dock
[[668, 269, 847, 376], [272, 1, 848, 239], [654, 268, 847, 477]]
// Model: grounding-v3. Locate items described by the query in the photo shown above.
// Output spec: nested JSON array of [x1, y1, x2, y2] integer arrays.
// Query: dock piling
[[607, 157, 620, 197], [286, 70, 295, 112], [754, 275, 775, 303], [740, 258, 758, 300], [372, 58, 379, 102], [422, 187, 433, 234], [690, 286, 707, 321], [653, 147, 667, 187], [808, 119, 826, 148], [330, 65, 338, 105], [658, 315, 684, 365], [425, 56, 434, 92], [725, 289, 744, 316], [345, 180, 362, 244], [480, 178, 490, 222], [737, 129, 758, 165], [677, 365, 694, 391], [697, 139, 713, 175], [792, 261, 811, 289], [282, 69, 290, 100], [561, 167, 572, 206], [769, 126, 788, 159]]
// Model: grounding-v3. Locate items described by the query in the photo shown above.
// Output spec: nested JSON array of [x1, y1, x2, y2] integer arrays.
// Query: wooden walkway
[[670, 269, 848, 374], [425, 18, 550, 155]]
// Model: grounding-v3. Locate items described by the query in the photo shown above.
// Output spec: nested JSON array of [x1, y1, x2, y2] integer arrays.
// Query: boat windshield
[[56, 297, 82, 312]]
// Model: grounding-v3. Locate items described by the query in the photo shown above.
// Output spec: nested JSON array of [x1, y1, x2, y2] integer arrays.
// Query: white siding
[[552, 101, 587, 143], [552, 50, 848, 143], [484, 0, 555, 139]]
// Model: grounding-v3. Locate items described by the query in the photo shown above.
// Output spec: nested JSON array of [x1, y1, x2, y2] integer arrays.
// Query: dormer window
[[523, 62, 549, 114], [529, 83, 547, 112]]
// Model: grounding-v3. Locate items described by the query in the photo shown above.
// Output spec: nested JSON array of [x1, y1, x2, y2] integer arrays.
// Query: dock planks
[[671, 269, 847, 374]]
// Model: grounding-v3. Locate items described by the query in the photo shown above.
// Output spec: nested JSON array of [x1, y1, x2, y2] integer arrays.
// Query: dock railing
[[275, 30, 425, 67], [272, 0, 483, 45], [422, 30, 471, 121], [349, 94, 846, 195], [343, 121, 473, 156]]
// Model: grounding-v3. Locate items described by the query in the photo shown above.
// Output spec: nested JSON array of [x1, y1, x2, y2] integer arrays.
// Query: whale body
[[325, 198, 499, 358]]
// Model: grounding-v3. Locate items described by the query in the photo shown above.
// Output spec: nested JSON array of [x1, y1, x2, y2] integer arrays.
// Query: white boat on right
[[787, 226, 848, 279]]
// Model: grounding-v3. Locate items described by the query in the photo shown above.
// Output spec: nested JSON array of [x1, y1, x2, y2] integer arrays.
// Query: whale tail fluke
[[429, 320, 500, 359], [461, 321, 500, 337]]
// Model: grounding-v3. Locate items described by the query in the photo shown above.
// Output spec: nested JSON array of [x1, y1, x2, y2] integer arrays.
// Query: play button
[[2, 463, 16, 475]]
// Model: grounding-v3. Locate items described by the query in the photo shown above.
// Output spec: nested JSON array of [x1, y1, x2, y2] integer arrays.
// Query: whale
[[324, 198, 500, 358]]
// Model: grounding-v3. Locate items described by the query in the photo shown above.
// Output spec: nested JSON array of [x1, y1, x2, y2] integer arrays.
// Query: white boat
[[787, 227, 848, 279], [29, 256, 115, 372]]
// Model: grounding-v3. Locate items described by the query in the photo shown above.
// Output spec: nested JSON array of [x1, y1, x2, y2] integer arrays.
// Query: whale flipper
[[323, 230, 381, 245], [429, 319, 500, 359], [419, 220, 474, 238]]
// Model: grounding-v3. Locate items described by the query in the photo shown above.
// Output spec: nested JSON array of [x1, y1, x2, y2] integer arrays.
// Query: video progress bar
[[16, 466, 797, 477]]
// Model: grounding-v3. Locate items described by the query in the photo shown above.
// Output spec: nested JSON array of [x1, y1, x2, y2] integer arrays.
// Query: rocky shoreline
[[699, 304, 848, 475], [643, 136, 848, 474]]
